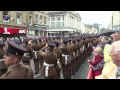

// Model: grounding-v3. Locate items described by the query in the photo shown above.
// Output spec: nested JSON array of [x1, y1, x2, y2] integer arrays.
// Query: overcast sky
[[75, 11, 113, 28]]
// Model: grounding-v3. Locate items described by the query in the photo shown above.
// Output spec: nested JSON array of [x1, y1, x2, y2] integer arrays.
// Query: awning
[[0, 27, 27, 34]]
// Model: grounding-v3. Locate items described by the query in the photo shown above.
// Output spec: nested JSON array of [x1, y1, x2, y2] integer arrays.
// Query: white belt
[[82, 45, 85, 51], [62, 54, 69, 65], [33, 51, 39, 58], [88, 43, 90, 48], [76, 50, 79, 57], [73, 52, 76, 59], [80, 47, 83, 52], [24, 53, 29, 57], [57, 58, 61, 69], [43, 62, 54, 77]]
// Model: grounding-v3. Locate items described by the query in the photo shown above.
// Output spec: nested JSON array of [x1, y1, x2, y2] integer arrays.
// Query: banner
[[0, 27, 27, 34]]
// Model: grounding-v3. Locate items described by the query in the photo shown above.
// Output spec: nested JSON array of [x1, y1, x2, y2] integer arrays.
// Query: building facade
[[0, 11, 49, 37], [108, 11, 120, 31], [81, 23, 98, 34], [47, 11, 81, 36], [0, 11, 28, 37]]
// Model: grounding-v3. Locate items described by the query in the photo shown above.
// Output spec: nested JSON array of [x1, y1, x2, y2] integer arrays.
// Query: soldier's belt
[[73, 52, 76, 58], [82, 45, 85, 51], [33, 51, 39, 58], [62, 54, 69, 65], [24, 53, 29, 57], [43, 62, 54, 77], [57, 58, 61, 69]]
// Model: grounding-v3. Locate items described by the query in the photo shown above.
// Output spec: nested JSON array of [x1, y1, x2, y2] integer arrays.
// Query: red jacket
[[89, 55, 103, 78]]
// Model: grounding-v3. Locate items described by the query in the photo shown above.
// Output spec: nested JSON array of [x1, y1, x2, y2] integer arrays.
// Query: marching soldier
[[54, 39, 62, 79], [21, 38, 33, 65], [39, 42, 58, 79], [71, 38, 77, 75], [0, 41, 34, 79], [60, 37, 71, 79], [0, 41, 8, 77], [31, 38, 41, 74]]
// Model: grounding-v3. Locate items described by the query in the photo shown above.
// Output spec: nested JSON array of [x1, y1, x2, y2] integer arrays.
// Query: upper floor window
[[44, 17, 47, 25], [35, 14, 39, 23], [29, 16, 32, 25], [62, 15, 64, 20], [57, 16, 61, 20], [3, 11, 10, 22], [51, 16, 55, 21], [16, 13, 22, 24]]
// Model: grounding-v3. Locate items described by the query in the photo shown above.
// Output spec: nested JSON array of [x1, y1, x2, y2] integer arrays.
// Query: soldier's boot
[[33, 59, 40, 74]]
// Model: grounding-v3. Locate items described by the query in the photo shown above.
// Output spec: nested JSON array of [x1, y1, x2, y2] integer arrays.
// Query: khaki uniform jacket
[[40, 51, 58, 77], [0, 64, 34, 79]]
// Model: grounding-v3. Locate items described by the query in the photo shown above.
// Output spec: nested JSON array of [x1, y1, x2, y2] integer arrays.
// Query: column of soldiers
[[0, 34, 99, 79]]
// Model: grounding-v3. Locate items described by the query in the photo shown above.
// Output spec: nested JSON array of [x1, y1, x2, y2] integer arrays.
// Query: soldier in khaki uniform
[[0, 41, 34, 79], [0, 41, 8, 77], [39, 42, 58, 79], [54, 39, 62, 79], [21, 38, 33, 65], [67, 38, 74, 77], [60, 37, 71, 79], [71, 38, 77, 74], [31, 38, 41, 74]]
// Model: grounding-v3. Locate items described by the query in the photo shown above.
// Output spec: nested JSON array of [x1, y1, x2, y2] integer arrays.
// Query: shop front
[[0, 27, 27, 38]]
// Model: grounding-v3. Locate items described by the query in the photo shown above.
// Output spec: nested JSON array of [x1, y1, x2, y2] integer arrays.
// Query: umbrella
[[97, 30, 115, 36]]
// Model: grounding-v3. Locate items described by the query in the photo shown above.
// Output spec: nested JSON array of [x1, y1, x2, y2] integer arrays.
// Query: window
[[62, 22, 64, 27], [44, 17, 47, 24], [56, 22, 61, 28], [62, 15, 64, 20], [51, 16, 55, 21], [29, 16, 32, 25], [16, 13, 22, 24], [40, 15, 42, 20], [57, 16, 61, 20], [48, 17, 50, 21], [35, 14, 38, 23], [51, 22, 55, 28], [3, 11, 10, 22]]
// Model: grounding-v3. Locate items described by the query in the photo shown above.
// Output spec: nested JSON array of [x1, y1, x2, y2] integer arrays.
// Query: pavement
[[30, 54, 93, 79]]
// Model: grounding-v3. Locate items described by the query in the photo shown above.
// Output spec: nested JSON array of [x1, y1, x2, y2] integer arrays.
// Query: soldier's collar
[[8, 63, 21, 71]]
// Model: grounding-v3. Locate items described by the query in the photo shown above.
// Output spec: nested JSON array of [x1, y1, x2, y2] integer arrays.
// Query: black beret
[[54, 40, 61, 44], [72, 38, 77, 42], [13, 39, 21, 45], [48, 42, 56, 47], [63, 37, 69, 43], [6, 41, 27, 56]]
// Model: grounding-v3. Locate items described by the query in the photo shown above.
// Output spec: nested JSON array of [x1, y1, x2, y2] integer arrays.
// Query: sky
[[75, 11, 113, 28]]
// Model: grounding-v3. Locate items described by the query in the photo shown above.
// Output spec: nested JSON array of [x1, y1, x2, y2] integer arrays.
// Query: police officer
[[0, 41, 34, 79]]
